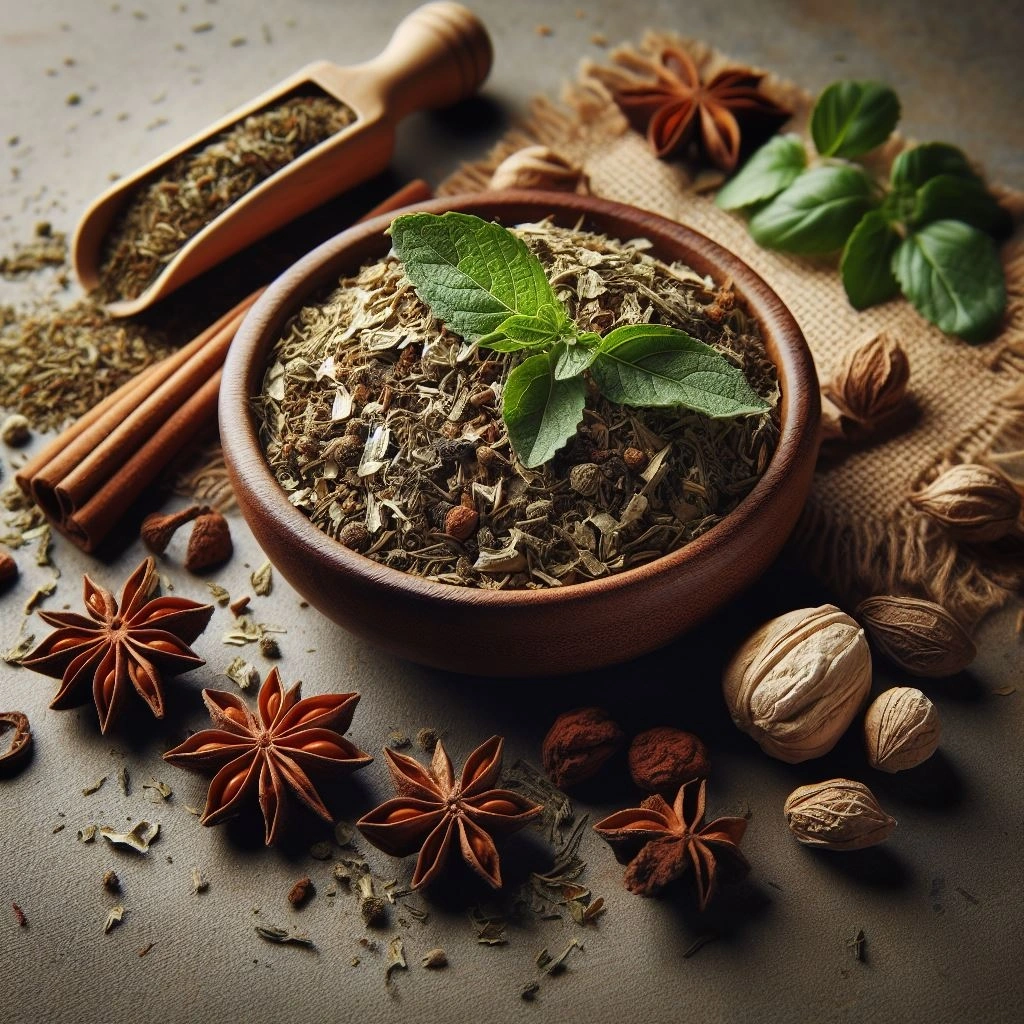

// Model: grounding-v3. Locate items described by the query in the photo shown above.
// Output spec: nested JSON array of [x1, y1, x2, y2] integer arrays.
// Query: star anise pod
[[357, 736, 542, 889], [163, 668, 371, 845], [22, 557, 213, 733], [614, 46, 789, 171], [593, 778, 749, 908]]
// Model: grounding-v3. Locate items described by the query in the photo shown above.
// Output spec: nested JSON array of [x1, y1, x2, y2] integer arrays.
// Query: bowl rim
[[220, 189, 819, 609]]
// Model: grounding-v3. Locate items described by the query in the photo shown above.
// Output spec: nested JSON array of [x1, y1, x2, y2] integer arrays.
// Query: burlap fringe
[[439, 31, 1024, 627]]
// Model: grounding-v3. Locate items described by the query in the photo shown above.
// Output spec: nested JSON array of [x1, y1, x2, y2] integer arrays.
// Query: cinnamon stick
[[17, 178, 433, 552]]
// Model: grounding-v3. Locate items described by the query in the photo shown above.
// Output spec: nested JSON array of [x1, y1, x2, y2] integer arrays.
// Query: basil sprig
[[391, 212, 768, 468], [717, 79, 1010, 342]]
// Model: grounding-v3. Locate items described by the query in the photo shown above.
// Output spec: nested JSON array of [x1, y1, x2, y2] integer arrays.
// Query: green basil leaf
[[748, 166, 875, 253], [911, 174, 1012, 238], [810, 80, 900, 158], [892, 221, 1006, 342], [590, 325, 768, 417], [503, 353, 586, 468], [390, 212, 559, 340], [552, 339, 598, 380], [477, 302, 570, 351], [840, 211, 901, 310], [716, 134, 807, 210], [890, 142, 980, 190]]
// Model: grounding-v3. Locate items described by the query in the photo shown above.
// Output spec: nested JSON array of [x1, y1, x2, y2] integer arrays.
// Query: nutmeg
[[825, 330, 910, 429], [568, 463, 601, 496], [856, 595, 976, 678], [622, 447, 648, 472], [910, 463, 1020, 543], [489, 145, 590, 194], [542, 707, 624, 789], [783, 778, 896, 851], [864, 687, 940, 773], [338, 521, 371, 553], [444, 505, 479, 542], [184, 511, 233, 572], [722, 605, 872, 763], [628, 727, 709, 793]]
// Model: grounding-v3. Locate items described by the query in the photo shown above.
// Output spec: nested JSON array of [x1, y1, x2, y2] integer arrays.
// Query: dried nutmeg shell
[[542, 707, 625, 789], [722, 605, 872, 763], [856, 595, 976, 678], [864, 687, 940, 773], [489, 145, 590, 194], [910, 463, 1021, 543], [141, 504, 203, 555], [184, 511, 233, 572], [825, 330, 910, 429], [628, 727, 709, 793], [784, 778, 896, 851]]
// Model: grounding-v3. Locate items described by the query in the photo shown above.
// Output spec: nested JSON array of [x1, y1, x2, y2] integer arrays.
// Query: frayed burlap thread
[[441, 33, 1024, 627]]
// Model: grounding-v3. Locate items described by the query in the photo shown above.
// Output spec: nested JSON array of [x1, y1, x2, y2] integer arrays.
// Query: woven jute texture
[[440, 33, 1024, 628]]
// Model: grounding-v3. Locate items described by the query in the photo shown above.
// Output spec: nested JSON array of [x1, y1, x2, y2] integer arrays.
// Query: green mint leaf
[[477, 303, 571, 352], [503, 353, 586, 468], [390, 212, 559, 340], [716, 134, 807, 210], [552, 339, 598, 381], [748, 166, 875, 253], [910, 174, 1012, 239], [840, 211, 901, 310], [810, 80, 900, 158], [590, 325, 768, 418], [890, 142, 980, 190], [892, 221, 1006, 342]]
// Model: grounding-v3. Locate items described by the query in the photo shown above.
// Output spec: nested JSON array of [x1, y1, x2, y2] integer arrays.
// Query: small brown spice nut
[[542, 707, 625, 789], [569, 462, 601, 496], [0, 551, 19, 588], [140, 505, 203, 555], [825, 330, 910, 430], [287, 876, 314, 907], [864, 687, 941, 772], [909, 463, 1021, 543], [783, 778, 896, 851], [338, 521, 371, 553], [628, 727, 709, 793], [444, 505, 479, 542], [622, 447, 648, 472], [184, 511, 233, 572]]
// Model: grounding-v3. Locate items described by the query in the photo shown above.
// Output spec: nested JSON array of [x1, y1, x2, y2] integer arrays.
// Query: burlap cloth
[[439, 33, 1024, 629]]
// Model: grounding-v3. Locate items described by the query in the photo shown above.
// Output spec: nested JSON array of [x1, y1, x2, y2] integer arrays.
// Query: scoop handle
[[362, 2, 492, 119]]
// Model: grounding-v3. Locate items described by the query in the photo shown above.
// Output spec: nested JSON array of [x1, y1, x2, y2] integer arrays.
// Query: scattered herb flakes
[[848, 928, 867, 963], [682, 932, 720, 959], [52, 823, 66, 834], [258, 635, 280, 659], [191, 868, 209, 895], [333, 821, 355, 847], [956, 886, 980, 906], [100, 821, 160, 853], [387, 731, 411, 750], [385, 936, 408, 983], [142, 780, 172, 803], [103, 871, 121, 893], [309, 840, 333, 861], [222, 616, 286, 647], [520, 982, 540, 1001], [251, 561, 273, 596], [3, 632, 36, 665], [82, 776, 107, 796], [416, 727, 439, 753], [78, 825, 98, 843], [118, 765, 131, 796], [138, 942, 155, 958], [470, 910, 507, 946], [421, 947, 447, 969], [23, 581, 56, 615], [0, 231, 67, 276], [225, 655, 260, 691], [255, 924, 315, 948], [537, 939, 581, 975], [205, 581, 231, 606], [992, 686, 1016, 696], [12, 902, 27, 927], [183, 804, 203, 817], [104, 905, 125, 934]]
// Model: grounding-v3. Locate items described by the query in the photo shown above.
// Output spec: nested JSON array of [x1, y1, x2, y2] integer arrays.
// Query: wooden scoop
[[72, 2, 491, 316]]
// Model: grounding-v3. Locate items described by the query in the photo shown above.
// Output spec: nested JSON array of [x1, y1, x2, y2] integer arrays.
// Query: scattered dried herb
[[103, 905, 125, 933], [205, 581, 231, 606], [100, 821, 160, 854], [82, 776, 107, 796], [78, 825, 98, 843], [142, 780, 172, 803], [256, 221, 778, 589], [385, 936, 408, 983], [0, 230, 67, 277], [421, 947, 448, 969], [138, 942, 155, 958], [97, 93, 356, 302], [224, 655, 260, 691], [12, 902, 27, 927], [103, 870, 120, 893], [191, 867, 209, 895], [250, 561, 273, 596], [255, 924, 315, 948], [849, 927, 867, 962]]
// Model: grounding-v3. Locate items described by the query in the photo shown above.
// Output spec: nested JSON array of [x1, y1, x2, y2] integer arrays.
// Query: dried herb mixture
[[255, 221, 779, 589]]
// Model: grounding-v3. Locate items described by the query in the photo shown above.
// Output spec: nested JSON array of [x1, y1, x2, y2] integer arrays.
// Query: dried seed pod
[[856, 595, 976, 678], [444, 505, 479, 542], [864, 687, 940, 773], [338, 522, 371, 553], [184, 511, 233, 572], [826, 330, 910, 428], [542, 707, 625, 789], [0, 551, 19, 588], [421, 947, 448, 969], [332, 435, 364, 467], [569, 462, 601, 496], [910, 464, 1020, 543], [628, 727, 709, 793], [1, 414, 31, 447], [722, 605, 872, 763], [140, 505, 203, 555], [489, 145, 590, 193], [622, 447, 648, 472], [287, 876, 314, 907], [784, 778, 896, 851]]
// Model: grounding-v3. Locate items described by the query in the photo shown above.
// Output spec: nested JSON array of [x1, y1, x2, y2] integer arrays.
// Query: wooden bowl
[[220, 191, 820, 676]]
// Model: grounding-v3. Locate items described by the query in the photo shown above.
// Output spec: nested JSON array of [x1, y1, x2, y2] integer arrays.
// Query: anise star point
[[357, 736, 542, 890], [163, 667, 372, 845], [594, 777, 749, 909], [615, 46, 790, 171], [22, 557, 213, 733]]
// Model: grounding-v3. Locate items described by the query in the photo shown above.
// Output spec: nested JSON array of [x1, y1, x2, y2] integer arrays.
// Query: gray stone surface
[[1, 3, 1022, 1023]]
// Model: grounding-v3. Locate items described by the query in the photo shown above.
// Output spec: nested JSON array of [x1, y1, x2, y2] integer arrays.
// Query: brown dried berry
[[287, 876, 314, 908], [628, 727, 709, 793], [0, 551, 19, 588], [140, 505, 203, 555], [542, 707, 625, 789], [338, 522, 371, 553], [622, 447, 648, 472], [184, 511, 233, 572], [444, 505, 479, 542]]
